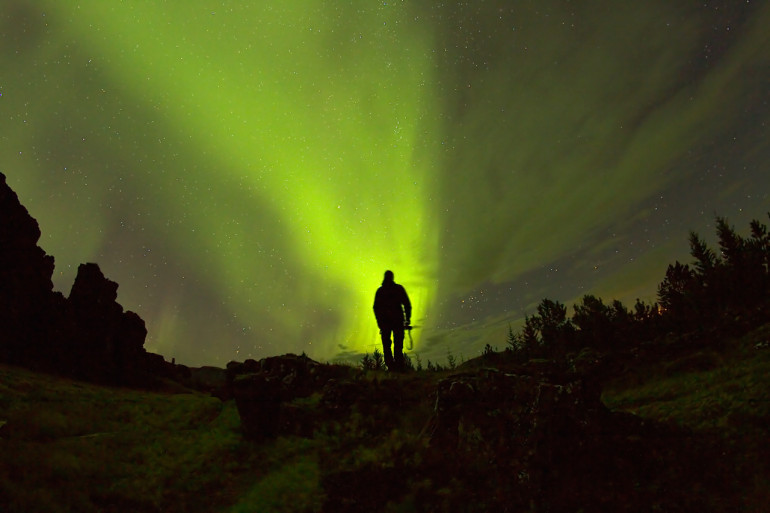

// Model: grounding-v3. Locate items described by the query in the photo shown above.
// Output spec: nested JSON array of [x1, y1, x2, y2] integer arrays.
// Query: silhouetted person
[[373, 270, 411, 371]]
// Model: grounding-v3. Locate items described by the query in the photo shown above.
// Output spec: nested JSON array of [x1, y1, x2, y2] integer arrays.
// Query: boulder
[[228, 354, 359, 439], [426, 368, 605, 461], [418, 366, 693, 511]]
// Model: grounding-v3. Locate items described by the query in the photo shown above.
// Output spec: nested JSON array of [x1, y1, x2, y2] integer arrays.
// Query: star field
[[1, 1, 768, 365]]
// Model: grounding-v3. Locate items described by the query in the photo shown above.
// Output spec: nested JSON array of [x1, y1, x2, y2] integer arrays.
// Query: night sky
[[2, 1, 768, 367]]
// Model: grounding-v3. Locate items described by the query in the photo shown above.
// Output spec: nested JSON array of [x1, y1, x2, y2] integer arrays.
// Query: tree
[[748, 216, 770, 294], [508, 315, 539, 360], [522, 315, 540, 346], [633, 298, 661, 343], [572, 296, 634, 350], [414, 353, 423, 371], [536, 298, 573, 356], [447, 349, 456, 370], [658, 261, 698, 325], [633, 298, 658, 322], [609, 299, 632, 325], [689, 231, 718, 281], [506, 324, 517, 350], [572, 294, 611, 349], [749, 216, 769, 275], [715, 217, 742, 269], [716, 216, 766, 305]]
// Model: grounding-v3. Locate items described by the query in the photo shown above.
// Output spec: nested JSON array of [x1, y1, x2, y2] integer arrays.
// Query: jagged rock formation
[[0, 172, 60, 366], [0, 172, 168, 386], [67, 262, 156, 384]]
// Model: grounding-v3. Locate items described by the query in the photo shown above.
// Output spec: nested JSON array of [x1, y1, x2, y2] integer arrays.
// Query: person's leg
[[380, 327, 394, 369], [392, 326, 405, 371]]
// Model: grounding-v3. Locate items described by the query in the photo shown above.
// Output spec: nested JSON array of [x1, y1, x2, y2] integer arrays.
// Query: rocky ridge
[[0, 172, 168, 386]]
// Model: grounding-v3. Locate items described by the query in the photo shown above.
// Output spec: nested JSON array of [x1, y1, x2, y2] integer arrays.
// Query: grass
[[603, 323, 770, 435], [0, 363, 434, 513], [2, 321, 769, 511], [602, 322, 770, 511], [0, 365, 265, 513], [229, 450, 322, 513]]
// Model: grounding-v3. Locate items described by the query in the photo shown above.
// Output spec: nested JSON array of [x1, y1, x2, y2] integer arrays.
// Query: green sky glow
[[2, 1, 768, 365], [84, 2, 442, 358]]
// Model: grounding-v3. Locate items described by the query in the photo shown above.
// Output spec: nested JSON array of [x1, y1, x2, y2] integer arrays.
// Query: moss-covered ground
[[603, 322, 770, 511]]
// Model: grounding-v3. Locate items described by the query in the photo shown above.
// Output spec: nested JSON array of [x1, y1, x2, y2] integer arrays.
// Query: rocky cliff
[[0, 172, 167, 385]]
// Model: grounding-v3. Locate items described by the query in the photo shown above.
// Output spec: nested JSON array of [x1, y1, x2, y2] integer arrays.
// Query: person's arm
[[373, 290, 383, 328], [402, 287, 412, 325]]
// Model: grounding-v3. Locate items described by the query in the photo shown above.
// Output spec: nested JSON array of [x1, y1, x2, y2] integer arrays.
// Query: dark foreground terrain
[[2, 321, 769, 512]]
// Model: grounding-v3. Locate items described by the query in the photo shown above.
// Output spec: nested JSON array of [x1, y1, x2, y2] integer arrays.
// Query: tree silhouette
[[658, 261, 698, 326], [506, 324, 517, 350], [633, 298, 661, 342], [716, 216, 769, 305], [513, 315, 539, 360], [689, 231, 718, 279], [573, 295, 612, 350], [748, 216, 770, 294], [749, 217, 769, 274], [536, 298, 573, 357], [522, 315, 539, 347], [505, 211, 770, 364]]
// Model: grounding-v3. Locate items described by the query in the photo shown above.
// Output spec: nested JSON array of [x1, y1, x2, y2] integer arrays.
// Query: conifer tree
[[573, 294, 611, 349], [536, 298, 572, 355], [689, 231, 718, 280], [658, 261, 697, 323]]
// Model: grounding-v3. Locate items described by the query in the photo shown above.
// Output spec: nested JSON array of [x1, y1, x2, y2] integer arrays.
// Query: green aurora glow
[[2, 1, 769, 365]]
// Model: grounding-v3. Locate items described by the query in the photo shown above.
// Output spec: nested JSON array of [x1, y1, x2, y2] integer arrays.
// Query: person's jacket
[[373, 281, 411, 328]]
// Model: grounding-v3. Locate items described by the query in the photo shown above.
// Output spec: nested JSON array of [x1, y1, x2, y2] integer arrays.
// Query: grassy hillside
[[0, 366, 268, 513], [604, 323, 770, 432], [603, 322, 770, 510], [0, 362, 431, 513], [1, 322, 769, 512]]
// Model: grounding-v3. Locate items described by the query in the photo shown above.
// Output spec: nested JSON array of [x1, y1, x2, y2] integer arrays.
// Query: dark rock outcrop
[[180, 365, 228, 396], [0, 172, 58, 365], [227, 353, 359, 439], [226, 351, 740, 510], [422, 368, 610, 508], [406, 366, 735, 512], [0, 172, 168, 386], [67, 262, 151, 384], [313, 363, 740, 512]]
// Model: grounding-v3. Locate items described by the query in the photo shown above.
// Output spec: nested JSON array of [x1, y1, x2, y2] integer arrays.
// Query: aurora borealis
[[2, 1, 768, 366]]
